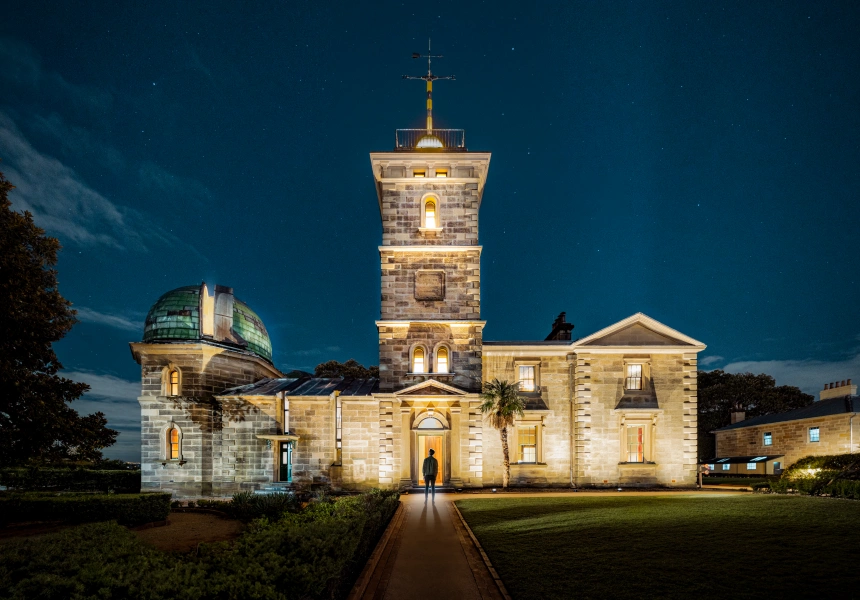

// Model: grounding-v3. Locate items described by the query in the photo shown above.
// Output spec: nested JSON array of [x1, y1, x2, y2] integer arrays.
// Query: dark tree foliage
[[0, 171, 117, 466], [698, 370, 814, 460], [314, 359, 379, 379]]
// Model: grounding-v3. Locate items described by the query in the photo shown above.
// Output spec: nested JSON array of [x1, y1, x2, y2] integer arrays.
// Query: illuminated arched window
[[424, 199, 437, 228], [169, 369, 180, 396], [167, 427, 180, 460], [412, 347, 426, 374], [436, 347, 449, 373]]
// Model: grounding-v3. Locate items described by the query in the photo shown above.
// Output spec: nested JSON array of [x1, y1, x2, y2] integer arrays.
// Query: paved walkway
[[351, 492, 503, 600]]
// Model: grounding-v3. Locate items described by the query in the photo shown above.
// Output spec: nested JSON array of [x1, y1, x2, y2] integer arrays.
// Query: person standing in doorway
[[423, 448, 438, 501]]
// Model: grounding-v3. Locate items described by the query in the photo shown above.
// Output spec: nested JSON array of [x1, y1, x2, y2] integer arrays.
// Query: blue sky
[[2, 1, 859, 461]]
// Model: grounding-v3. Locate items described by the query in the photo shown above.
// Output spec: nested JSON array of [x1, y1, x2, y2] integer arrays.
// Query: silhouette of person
[[422, 448, 438, 501]]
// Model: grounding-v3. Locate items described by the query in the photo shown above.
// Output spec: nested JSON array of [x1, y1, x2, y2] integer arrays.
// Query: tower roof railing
[[394, 129, 466, 152]]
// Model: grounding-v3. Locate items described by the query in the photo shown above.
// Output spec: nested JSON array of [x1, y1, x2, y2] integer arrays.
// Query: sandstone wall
[[380, 182, 479, 247]]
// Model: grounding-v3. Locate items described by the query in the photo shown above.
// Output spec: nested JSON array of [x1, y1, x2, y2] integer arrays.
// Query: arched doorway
[[413, 413, 447, 485]]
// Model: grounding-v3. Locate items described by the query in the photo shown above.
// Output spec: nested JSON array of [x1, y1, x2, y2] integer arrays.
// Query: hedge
[[0, 492, 171, 526], [0, 489, 400, 600], [768, 453, 860, 499], [0, 468, 141, 493]]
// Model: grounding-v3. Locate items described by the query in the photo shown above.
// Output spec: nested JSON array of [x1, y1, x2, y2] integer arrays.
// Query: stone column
[[449, 406, 463, 487], [399, 404, 412, 489]]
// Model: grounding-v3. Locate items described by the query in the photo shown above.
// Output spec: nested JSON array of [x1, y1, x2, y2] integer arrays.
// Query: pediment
[[395, 379, 468, 396], [574, 313, 705, 349]]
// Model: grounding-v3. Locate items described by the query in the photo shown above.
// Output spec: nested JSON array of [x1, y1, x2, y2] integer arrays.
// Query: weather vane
[[403, 39, 455, 133]]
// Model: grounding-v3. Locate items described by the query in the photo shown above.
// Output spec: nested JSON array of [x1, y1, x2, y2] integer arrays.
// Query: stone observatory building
[[132, 108, 706, 498]]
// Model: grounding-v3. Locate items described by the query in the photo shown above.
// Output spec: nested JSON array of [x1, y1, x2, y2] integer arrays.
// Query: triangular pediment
[[574, 313, 705, 349], [395, 379, 468, 396]]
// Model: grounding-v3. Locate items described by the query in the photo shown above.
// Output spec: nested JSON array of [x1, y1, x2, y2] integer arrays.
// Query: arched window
[[169, 369, 180, 396], [412, 347, 426, 373], [436, 347, 449, 373], [167, 427, 180, 460], [424, 200, 437, 228]]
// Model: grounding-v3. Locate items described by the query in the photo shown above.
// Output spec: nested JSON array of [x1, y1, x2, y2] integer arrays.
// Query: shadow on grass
[[456, 495, 860, 599]]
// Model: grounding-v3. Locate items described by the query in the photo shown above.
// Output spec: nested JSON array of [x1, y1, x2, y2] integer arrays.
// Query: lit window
[[722, 464, 730, 471], [418, 417, 443, 429], [626, 426, 645, 463], [809, 427, 819, 442], [435, 169, 448, 178], [774, 462, 781, 470], [626, 364, 643, 390], [167, 427, 180, 460], [335, 395, 342, 464], [413, 347, 426, 373], [413, 170, 426, 178], [519, 425, 537, 463], [519, 365, 535, 392], [763, 432, 772, 446], [169, 369, 180, 396], [436, 347, 449, 373], [746, 463, 757, 470], [425, 201, 437, 228], [708, 464, 715, 471]]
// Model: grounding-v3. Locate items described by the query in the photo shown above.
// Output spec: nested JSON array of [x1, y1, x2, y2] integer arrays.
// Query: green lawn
[[456, 495, 860, 599]]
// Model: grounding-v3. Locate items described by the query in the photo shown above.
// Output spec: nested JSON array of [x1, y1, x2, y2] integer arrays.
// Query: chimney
[[545, 312, 575, 341], [820, 378, 858, 401], [730, 410, 746, 424]]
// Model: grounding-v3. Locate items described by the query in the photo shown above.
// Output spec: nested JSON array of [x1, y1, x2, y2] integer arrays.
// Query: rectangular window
[[708, 464, 715, 471], [626, 364, 643, 390], [335, 396, 343, 464], [519, 365, 536, 392], [626, 426, 645, 462], [722, 464, 730, 471], [774, 462, 781, 470], [284, 399, 290, 433], [746, 463, 757, 470], [413, 170, 426, 178], [809, 427, 820, 443], [518, 426, 537, 463], [763, 432, 772, 446], [435, 169, 448, 178]]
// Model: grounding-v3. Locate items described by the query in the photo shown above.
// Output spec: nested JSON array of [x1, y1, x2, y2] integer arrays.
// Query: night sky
[[2, 2, 859, 461]]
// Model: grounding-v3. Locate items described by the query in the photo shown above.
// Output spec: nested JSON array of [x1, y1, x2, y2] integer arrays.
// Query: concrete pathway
[[351, 492, 503, 600]]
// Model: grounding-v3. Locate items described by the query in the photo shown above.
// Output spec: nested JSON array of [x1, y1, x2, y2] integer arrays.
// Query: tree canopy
[[698, 369, 814, 460], [314, 359, 379, 379], [0, 171, 117, 466]]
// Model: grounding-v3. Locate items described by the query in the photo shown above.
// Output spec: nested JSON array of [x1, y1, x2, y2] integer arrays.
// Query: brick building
[[131, 117, 706, 497], [711, 379, 859, 473]]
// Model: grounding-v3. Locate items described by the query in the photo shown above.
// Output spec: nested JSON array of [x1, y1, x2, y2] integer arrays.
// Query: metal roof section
[[700, 455, 784, 464], [218, 376, 379, 397], [714, 395, 860, 432]]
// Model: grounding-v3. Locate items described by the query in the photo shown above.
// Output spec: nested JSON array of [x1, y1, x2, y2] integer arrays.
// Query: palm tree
[[480, 378, 526, 489]]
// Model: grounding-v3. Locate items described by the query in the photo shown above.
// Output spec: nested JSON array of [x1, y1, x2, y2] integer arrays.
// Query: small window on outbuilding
[[746, 462, 757, 470], [809, 427, 820, 443], [722, 463, 730, 471], [763, 432, 772, 446]]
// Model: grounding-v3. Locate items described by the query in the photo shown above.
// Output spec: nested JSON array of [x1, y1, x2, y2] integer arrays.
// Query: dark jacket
[[422, 455, 438, 479]]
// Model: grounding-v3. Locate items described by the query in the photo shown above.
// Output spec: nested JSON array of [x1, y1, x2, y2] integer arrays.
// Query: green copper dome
[[143, 284, 273, 363]]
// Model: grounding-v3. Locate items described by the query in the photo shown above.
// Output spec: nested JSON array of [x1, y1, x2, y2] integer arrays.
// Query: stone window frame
[[432, 341, 453, 374], [161, 422, 185, 463], [410, 344, 429, 375], [623, 357, 652, 392], [514, 416, 545, 464], [514, 359, 541, 394], [161, 365, 182, 397], [418, 192, 442, 232], [619, 413, 657, 464]]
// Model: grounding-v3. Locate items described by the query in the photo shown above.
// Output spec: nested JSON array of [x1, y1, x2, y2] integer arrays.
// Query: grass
[[456, 495, 860, 599]]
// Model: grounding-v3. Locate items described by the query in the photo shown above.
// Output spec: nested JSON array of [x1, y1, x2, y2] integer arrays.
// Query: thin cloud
[[722, 353, 860, 398], [699, 355, 724, 367], [75, 307, 142, 332]]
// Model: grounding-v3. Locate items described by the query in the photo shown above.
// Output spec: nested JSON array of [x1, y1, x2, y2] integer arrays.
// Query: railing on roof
[[395, 129, 466, 151]]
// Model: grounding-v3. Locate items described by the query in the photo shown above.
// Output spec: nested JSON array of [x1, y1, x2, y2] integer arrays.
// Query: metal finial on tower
[[402, 39, 455, 133]]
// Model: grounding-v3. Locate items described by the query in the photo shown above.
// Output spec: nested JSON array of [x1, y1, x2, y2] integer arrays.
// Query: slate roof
[[700, 455, 784, 465], [218, 376, 379, 397], [713, 395, 860, 432]]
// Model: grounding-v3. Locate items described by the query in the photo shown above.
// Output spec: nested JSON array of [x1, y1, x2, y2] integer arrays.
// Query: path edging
[[451, 501, 512, 600], [347, 501, 405, 600]]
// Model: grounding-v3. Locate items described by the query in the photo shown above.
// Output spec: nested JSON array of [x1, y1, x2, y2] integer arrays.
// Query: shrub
[[771, 453, 860, 499], [198, 490, 302, 521], [0, 489, 401, 600], [0, 468, 141, 493], [0, 492, 171, 526]]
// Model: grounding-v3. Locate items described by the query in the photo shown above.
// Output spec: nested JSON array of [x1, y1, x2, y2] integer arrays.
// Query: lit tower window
[[413, 347, 426, 373], [436, 347, 449, 373]]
